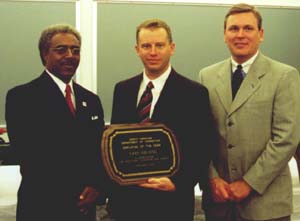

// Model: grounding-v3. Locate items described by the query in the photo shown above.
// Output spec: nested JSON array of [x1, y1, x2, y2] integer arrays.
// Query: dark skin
[[43, 33, 80, 83], [42, 32, 100, 214]]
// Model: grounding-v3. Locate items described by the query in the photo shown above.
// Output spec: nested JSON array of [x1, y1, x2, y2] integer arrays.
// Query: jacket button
[[228, 121, 234, 126], [228, 144, 234, 149], [231, 167, 237, 172]]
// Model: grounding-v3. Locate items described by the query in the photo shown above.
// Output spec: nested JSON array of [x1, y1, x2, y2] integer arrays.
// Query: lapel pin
[[91, 115, 98, 120], [82, 101, 87, 107]]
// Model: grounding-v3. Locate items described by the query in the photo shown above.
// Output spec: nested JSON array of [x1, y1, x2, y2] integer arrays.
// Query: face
[[43, 33, 80, 83], [135, 27, 175, 79], [224, 12, 264, 64]]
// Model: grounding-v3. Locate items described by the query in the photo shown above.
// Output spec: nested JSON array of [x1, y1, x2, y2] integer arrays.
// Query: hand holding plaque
[[101, 123, 180, 185]]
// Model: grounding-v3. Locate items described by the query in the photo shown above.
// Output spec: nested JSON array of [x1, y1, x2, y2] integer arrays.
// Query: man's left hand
[[139, 177, 176, 192], [228, 179, 252, 202]]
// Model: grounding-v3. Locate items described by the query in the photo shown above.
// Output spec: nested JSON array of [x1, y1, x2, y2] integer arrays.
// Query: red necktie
[[136, 81, 154, 123], [65, 84, 75, 116]]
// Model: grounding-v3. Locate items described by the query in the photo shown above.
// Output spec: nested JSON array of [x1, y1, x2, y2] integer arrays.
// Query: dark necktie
[[65, 84, 75, 116], [232, 64, 244, 100], [136, 81, 154, 123]]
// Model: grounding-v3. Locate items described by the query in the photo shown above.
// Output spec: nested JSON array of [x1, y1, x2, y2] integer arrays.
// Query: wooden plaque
[[101, 123, 180, 185]]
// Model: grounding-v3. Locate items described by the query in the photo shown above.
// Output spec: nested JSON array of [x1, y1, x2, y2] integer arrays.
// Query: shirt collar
[[45, 69, 74, 95], [141, 65, 171, 92], [231, 50, 259, 74]]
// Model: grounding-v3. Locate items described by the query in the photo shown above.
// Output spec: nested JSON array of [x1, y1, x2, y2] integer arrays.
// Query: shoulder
[[263, 55, 298, 73], [200, 59, 229, 74], [171, 70, 208, 95], [5, 75, 46, 113], [198, 59, 230, 86], [74, 82, 97, 97], [73, 83, 102, 105], [114, 73, 142, 90], [6, 75, 42, 99], [256, 54, 299, 82]]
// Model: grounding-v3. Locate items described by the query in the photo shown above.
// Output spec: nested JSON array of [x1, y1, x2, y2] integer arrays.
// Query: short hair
[[38, 24, 81, 65], [136, 18, 173, 43], [224, 3, 263, 30]]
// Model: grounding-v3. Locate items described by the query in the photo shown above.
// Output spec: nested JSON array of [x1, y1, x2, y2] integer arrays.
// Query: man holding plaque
[[5, 24, 106, 221], [107, 19, 216, 220]]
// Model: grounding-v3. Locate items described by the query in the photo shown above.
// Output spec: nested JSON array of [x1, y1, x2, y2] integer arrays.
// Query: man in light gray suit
[[198, 3, 300, 221], [295, 146, 300, 180]]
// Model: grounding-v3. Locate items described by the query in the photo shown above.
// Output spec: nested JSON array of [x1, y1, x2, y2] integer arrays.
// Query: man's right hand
[[209, 177, 230, 202]]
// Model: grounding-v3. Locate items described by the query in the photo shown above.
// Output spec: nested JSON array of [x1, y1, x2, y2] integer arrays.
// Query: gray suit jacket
[[199, 53, 300, 220], [295, 145, 300, 180]]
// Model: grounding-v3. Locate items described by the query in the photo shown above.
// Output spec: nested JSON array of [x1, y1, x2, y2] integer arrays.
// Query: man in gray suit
[[295, 146, 300, 180], [198, 3, 300, 221]]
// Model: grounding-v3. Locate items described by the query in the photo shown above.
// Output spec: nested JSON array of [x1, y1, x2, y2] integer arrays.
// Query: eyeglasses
[[50, 46, 80, 55]]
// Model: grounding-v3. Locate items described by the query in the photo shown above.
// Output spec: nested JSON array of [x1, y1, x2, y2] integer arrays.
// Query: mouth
[[63, 64, 75, 68], [61, 61, 77, 69], [147, 59, 160, 64], [234, 42, 248, 48]]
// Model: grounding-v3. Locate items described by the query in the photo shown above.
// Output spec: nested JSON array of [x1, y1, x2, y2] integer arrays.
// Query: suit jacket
[[199, 53, 300, 220], [108, 68, 216, 220], [295, 145, 300, 180], [5, 72, 105, 221]]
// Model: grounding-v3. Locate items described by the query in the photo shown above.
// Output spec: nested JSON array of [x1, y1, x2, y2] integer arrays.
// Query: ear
[[170, 42, 176, 56], [223, 30, 228, 44], [42, 51, 48, 65], [135, 44, 139, 54], [259, 28, 264, 42], [135, 44, 143, 58]]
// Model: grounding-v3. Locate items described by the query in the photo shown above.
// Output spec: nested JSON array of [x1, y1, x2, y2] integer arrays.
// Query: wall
[[0, 1, 75, 125], [97, 3, 300, 122], [0, 2, 300, 124]]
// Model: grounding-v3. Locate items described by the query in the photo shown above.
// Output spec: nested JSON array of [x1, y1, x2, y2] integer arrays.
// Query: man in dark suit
[[107, 18, 216, 221], [5, 24, 105, 221]]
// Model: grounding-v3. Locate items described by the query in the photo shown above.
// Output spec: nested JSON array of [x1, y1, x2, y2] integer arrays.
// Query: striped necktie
[[136, 81, 154, 123]]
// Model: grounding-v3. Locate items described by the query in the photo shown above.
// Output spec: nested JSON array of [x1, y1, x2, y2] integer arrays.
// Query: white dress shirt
[[231, 50, 259, 76], [137, 65, 171, 118], [45, 69, 76, 109]]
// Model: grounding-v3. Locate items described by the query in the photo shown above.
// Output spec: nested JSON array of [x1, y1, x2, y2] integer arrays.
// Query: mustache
[[61, 58, 79, 66]]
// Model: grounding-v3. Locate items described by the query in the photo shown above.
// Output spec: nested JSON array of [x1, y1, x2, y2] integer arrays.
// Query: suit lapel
[[128, 74, 143, 122], [73, 83, 86, 118], [229, 53, 267, 116], [215, 59, 232, 113], [151, 69, 176, 121], [130, 74, 143, 108], [40, 72, 77, 119]]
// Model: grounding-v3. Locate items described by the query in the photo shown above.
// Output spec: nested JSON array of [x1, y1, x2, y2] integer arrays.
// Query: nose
[[150, 45, 157, 55], [236, 29, 245, 37], [65, 48, 74, 57]]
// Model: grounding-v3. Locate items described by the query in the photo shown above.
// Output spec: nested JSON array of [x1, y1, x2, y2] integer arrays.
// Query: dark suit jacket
[[109, 68, 216, 221], [5, 72, 105, 221]]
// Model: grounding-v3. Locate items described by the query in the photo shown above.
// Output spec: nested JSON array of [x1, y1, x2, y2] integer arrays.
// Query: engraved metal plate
[[101, 123, 180, 185]]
